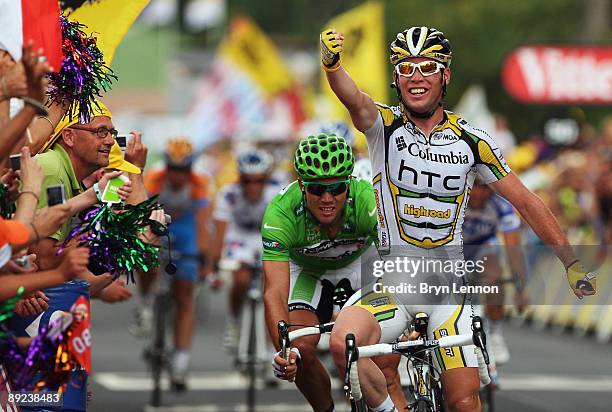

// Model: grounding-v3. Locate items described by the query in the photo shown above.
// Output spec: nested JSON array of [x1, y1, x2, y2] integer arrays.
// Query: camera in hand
[[15, 255, 30, 269], [116, 135, 127, 151], [9, 154, 20, 171], [47, 184, 67, 206]]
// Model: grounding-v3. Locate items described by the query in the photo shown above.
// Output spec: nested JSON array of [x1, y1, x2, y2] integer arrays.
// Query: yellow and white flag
[[321, 1, 387, 122], [69, 0, 151, 66], [219, 16, 294, 98], [189, 16, 308, 148]]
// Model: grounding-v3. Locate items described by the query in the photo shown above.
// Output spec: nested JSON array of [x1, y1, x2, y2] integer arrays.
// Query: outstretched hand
[[21, 42, 51, 102]]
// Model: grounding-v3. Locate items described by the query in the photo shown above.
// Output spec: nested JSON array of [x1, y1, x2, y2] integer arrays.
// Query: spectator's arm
[[27, 102, 68, 154]]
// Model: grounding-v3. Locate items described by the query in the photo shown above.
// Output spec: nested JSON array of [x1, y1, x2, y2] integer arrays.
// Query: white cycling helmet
[[238, 149, 274, 175], [352, 158, 372, 182]]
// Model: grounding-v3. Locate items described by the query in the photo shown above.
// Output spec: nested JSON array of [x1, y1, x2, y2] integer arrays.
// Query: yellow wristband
[[323, 63, 341, 73]]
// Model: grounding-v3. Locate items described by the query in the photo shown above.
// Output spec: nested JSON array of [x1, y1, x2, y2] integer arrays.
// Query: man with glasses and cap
[[11, 101, 135, 412]]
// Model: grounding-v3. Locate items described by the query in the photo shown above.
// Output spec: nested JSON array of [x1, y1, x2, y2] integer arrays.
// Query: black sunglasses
[[302, 180, 349, 196]]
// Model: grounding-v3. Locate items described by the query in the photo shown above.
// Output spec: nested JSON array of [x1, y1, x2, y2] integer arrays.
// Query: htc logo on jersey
[[407, 143, 469, 164], [397, 159, 461, 190]]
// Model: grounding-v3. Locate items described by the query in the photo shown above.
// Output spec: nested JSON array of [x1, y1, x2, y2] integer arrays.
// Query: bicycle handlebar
[[275, 320, 334, 351], [287, 322, 334, 342], [475, 347, 491, 385], [347, 332, 490, 385], [354, 334, 472, 358]]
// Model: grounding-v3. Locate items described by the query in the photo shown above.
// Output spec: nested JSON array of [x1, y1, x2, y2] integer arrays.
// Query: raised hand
[[21, 42, 51, 102], [124, 131, 147, 170], [320, 29, 344, 71]]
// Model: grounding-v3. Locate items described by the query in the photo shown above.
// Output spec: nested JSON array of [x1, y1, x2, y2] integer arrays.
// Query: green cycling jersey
[[261, 178, 379, 272]]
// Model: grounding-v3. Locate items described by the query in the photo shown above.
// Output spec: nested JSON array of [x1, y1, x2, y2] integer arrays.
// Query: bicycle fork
[[409, 312, 442, 412]]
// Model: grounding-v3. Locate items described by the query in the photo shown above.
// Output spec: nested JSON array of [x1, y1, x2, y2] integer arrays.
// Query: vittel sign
[[502, 46, 612, 104]]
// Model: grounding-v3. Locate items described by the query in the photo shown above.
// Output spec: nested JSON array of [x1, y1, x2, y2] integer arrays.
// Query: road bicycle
[[343, 314, 490, 412]]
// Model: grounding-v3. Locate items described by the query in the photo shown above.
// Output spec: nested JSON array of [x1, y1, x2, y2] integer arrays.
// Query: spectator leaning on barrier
[[9, 101, 132, 412]]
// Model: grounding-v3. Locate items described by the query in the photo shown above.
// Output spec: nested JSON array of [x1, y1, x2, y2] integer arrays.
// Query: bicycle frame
[[144, 246, 206, 406], [233, 263, 265, 412]]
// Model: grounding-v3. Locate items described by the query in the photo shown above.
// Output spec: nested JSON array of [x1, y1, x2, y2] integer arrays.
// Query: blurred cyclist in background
[[133, 137, 211, 391], [463, 182, 529, 373], [208, 149, 282, 350]]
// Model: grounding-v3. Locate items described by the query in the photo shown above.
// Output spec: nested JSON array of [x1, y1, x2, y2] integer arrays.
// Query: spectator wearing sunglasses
[[261, 134, 404, 412], [208, 148, 281, 352]]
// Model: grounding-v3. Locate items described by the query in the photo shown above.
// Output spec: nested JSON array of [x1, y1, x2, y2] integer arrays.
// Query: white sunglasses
[[395, 61, 445, 77]]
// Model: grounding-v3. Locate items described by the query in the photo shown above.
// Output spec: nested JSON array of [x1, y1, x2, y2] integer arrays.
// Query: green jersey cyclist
[[262, 134, 407, 412]]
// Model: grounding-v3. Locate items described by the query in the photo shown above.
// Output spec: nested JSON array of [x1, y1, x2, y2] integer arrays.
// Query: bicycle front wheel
[[149, 292, 168, 406], [415, 399, 434, 412], [350, 398, 368, 412], [480, 384, 494, 412], [246, 297, 258, 412]]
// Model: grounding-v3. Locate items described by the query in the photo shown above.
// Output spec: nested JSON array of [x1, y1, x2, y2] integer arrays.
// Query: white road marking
[[499, 374, 612, 392], [94, 371, 612, 393]]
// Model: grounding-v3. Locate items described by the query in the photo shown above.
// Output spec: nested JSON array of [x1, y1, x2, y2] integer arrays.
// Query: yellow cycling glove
[[320, 29, 342, 72], [566, 261, 596, 298]]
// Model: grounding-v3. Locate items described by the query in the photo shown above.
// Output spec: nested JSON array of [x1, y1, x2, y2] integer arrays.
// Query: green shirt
[[34, 143, 84, 241], [261, 178, 379, 272]]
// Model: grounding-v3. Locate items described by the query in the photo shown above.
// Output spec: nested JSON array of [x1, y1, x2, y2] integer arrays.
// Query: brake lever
[[344, 333, 358, 397], [471, 316, 490, 365], [278, 320, 291, 361]]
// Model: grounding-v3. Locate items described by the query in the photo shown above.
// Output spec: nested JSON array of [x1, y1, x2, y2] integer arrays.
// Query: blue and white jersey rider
[[462, 191, 521, 260], [213, 150, 282, 267]]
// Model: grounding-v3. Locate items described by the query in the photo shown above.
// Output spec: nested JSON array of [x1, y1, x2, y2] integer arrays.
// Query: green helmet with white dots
[[294, 134, 354, 180]]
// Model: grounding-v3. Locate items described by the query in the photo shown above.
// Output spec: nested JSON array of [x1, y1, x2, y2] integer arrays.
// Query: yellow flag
[[220, 16, 294, 97], [69, 0, 151, 66], [321, 1, 387, 115]]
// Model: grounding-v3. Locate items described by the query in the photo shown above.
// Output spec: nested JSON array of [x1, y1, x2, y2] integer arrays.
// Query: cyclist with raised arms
[[321, 26, 597, 412], [262, 134, 407, 412], [209, 149, 282, 350]]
